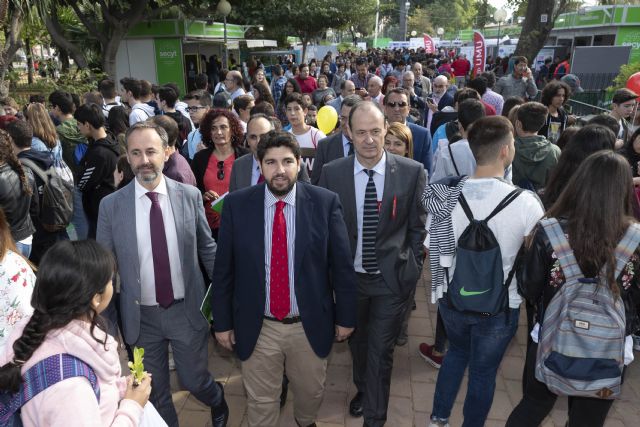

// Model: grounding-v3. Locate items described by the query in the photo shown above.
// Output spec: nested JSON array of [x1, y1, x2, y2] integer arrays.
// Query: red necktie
[[258, 174, 265, 183], [269, 200, 290, 320]]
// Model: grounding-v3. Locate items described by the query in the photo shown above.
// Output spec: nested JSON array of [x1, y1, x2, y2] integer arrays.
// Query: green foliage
[[609, 62, 640, 92], [426, 0, 477, 34], [407, 7, 433, 36], [337, 42, 354, 53], [128, 347, 146, 385]]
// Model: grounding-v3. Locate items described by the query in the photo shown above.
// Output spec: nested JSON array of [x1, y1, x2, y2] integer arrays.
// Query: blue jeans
[[70, 187, 88, 240], [431, 299, 520, 427], [15, 241, 32, 258]]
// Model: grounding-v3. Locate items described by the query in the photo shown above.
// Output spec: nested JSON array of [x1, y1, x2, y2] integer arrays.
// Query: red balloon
[[626, 72, 640, 96]]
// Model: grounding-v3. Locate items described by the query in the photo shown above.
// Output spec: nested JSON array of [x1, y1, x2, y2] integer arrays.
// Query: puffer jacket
[[0, 163, 35, 241]]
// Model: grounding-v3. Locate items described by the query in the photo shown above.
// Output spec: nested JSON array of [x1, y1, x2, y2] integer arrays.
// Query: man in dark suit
[[318, 102, 426, 427], [327, 79, 356, 113], [426, 75, 455, 133], [383, 87, 433, 178], [310, 95, 362, 185], [212, 131, 357, 427], [96, 122, 228, 427], [229, 114, 309, 192]]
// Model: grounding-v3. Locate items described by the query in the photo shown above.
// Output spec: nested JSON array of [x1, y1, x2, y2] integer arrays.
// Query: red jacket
[[452, 59, 470, 77], [295, 76, 318, 94]]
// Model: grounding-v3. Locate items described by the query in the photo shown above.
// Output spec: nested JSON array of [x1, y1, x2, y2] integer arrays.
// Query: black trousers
[[350, 273, 410, 427], [506, 342, 615, 427]]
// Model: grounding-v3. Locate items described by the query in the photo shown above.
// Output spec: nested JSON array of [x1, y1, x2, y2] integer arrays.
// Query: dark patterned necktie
[[146, 192, 174, 308], [362, 170, 379, 273]]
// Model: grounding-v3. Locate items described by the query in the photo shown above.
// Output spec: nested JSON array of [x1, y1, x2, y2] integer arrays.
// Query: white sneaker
[[428, 421, 450, 427], [168, 346, 176, 371]]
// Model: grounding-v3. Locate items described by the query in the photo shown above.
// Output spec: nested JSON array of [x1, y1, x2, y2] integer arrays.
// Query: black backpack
[[447, 189, 523, 315], [20, 158, 73, 232]]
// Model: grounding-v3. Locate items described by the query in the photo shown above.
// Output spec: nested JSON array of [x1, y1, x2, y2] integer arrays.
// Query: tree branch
[[67, 0, 107, 44], [43, 8, 89, 69]]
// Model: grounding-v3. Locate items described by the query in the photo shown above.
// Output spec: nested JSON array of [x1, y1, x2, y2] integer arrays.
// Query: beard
[[134, 163, 160, 183], [266, 174, 296, 197]]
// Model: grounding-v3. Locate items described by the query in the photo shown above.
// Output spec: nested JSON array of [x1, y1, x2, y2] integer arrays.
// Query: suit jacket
[[408, 122, 433, 179], [97, 177, 216, 344], [211, 182, 358, 361], [437, 92, 455, 112], [318, 153, 427, 295], [310, 132, 346, 185], [228, 153, 310, 193]]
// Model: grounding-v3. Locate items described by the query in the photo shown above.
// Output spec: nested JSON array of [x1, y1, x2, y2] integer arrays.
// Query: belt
[[144, 298, 185, 308], [264, 315, 302, 324]]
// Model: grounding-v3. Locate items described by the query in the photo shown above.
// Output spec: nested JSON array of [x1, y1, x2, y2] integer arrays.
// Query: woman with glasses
[[191, 109, 248, 239]]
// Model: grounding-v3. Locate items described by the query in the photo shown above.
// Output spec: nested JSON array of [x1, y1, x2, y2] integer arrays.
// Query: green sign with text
[[154, 38, 185, 95]]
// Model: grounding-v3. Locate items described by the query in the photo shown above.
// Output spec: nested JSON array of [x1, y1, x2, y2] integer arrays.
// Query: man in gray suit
[[318, 101, 426, 427], [327, 79, 356, 113], [97, 122, 228, 427], [229, 114, 309, 192], [310, 95, 362, 185]]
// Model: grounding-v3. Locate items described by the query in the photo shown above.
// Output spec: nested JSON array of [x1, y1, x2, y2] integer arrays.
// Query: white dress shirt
[[264, 185, 299, 317], [353, 152, 386, 273], [342, 134, 353, 157], [134, 177, 185, 306]]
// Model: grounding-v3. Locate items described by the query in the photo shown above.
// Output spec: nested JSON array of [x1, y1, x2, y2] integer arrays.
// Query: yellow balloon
[[316, 105, 338, 135]]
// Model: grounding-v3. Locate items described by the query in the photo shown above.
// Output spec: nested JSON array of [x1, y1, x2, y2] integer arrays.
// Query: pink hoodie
[[1, 319, 143, 426]]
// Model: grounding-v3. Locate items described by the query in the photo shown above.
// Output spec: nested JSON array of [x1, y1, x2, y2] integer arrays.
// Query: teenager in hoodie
[[0, 240, 151, 426], [75, 104, 120, 239], [119, 77, 155, 127], [512, 102, 560, 191]]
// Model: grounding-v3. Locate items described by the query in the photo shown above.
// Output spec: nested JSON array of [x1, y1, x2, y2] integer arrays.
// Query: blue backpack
[[0, 354, 99, 426], [447, 188, 523, 316], [536, 218, 640, 399]]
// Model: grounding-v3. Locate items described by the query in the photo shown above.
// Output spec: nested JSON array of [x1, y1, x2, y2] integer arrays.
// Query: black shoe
[[211, 382, 229, 427], [349, 391, 364, 417], [295, 420, 317, 427], [280, 379, 288, 408]]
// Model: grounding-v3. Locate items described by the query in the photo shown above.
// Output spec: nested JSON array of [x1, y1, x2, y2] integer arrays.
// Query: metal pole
[[496, 21, 501, 59], [223, 15, 228, 70], [374, 0, 380, 47]]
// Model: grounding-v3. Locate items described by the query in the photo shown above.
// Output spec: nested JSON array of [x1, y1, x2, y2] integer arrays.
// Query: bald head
[[433, 75, 449, 96]]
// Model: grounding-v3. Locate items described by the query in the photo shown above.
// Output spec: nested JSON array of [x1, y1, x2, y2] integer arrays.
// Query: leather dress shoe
[[211, 382, 229, 427], [349, 391, 364, 417]]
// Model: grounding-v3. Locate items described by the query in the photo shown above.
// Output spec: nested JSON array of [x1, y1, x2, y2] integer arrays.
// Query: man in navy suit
[[383, 87, 433, 178], [212, 130, 357, 427]]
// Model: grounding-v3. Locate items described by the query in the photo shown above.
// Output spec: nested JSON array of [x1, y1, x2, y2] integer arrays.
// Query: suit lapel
[[378, 153, 397, 235], [331, 133, 345, 159], [247, 184, 266, 296], [343, 156, 358, 232], [166, 178, 186, 263], [121, 182, 140, 288], [294, 183, 312, 280], [240, 155, 253, 189]]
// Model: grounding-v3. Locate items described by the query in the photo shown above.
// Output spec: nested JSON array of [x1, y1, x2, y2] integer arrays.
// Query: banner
[[423, 35, 435, 54], [472, 31, 486, 78]]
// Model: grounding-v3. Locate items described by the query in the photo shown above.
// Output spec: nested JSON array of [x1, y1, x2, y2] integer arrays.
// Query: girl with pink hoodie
[[0, 240, 152, 426]]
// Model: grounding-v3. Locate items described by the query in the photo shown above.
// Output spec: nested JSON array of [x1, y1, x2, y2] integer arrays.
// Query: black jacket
[[77, 135, 119, 223], [0, 161, 36, 241], [518, 219, 640, 335]]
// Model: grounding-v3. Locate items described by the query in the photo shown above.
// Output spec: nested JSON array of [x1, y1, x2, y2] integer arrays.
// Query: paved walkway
[[172, 268, 640, 427]]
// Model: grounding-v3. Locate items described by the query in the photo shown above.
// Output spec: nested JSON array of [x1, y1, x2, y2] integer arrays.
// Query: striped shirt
[[264, 185, 299, 317]]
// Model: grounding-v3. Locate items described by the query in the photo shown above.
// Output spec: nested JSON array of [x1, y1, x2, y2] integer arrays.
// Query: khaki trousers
[[241, 319, 328, 427]]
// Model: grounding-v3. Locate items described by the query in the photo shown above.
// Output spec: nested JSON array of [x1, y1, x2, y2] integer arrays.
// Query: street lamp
[[494, 8, 507, 59], [437, 27, 444, 50], [216, 0, 232, 70], [410, 30, 417, 37], [404, 1, 410, 42]]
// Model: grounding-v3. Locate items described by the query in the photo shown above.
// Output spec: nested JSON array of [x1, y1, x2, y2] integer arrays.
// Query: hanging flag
[[472, 31, 486, 78], [423, 35, 435, 54]]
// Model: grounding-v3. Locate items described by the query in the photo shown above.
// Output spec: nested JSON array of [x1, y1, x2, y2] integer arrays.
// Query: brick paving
[[172, 267, 640, 427]]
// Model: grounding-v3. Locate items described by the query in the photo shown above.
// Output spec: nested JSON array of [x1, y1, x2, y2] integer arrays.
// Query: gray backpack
[[536, 218, 640, 399]]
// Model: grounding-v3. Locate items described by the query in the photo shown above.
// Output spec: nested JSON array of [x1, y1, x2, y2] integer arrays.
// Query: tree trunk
[[0, 6, 23, 98], [514, 0, 570, 63], [59, 48, 69, 73], [25, 37, 33, 84], [43, 13, 90, 70], [102, 26, 127, 78], [301, 38, 308, 64]]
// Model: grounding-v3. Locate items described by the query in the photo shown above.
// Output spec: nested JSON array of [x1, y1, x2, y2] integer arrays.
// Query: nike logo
[[460, 287, 490, 296]]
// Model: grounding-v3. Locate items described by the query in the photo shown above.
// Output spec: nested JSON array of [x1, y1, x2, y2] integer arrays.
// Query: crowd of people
[[0, 46, 639, 427]]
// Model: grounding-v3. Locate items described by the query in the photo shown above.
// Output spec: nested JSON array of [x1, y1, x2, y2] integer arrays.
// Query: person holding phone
[[494, 56, 538, 100]]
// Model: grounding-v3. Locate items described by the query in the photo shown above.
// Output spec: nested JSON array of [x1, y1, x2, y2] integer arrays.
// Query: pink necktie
[[269, 201, 290, 320]]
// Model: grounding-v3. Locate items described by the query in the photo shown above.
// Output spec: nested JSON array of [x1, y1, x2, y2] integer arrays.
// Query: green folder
[[200, 283, 213, 324], [210, 192, 228, 214]]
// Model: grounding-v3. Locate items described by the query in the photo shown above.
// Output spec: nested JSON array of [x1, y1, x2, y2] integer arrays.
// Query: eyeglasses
[[217, 161, 225, 180], [387, 102, 408, 109], [186, 106, 207, 112]]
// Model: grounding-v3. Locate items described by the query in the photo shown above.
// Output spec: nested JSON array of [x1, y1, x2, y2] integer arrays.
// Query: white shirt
[[353, 152, 386, 273], [251, 156, 261, 186], [264, 185, 299, 317], [432, 138, 476, 182], [289, 126, 326, 149], [134, 177, 186, 305], [449, 178, 544, 308]]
